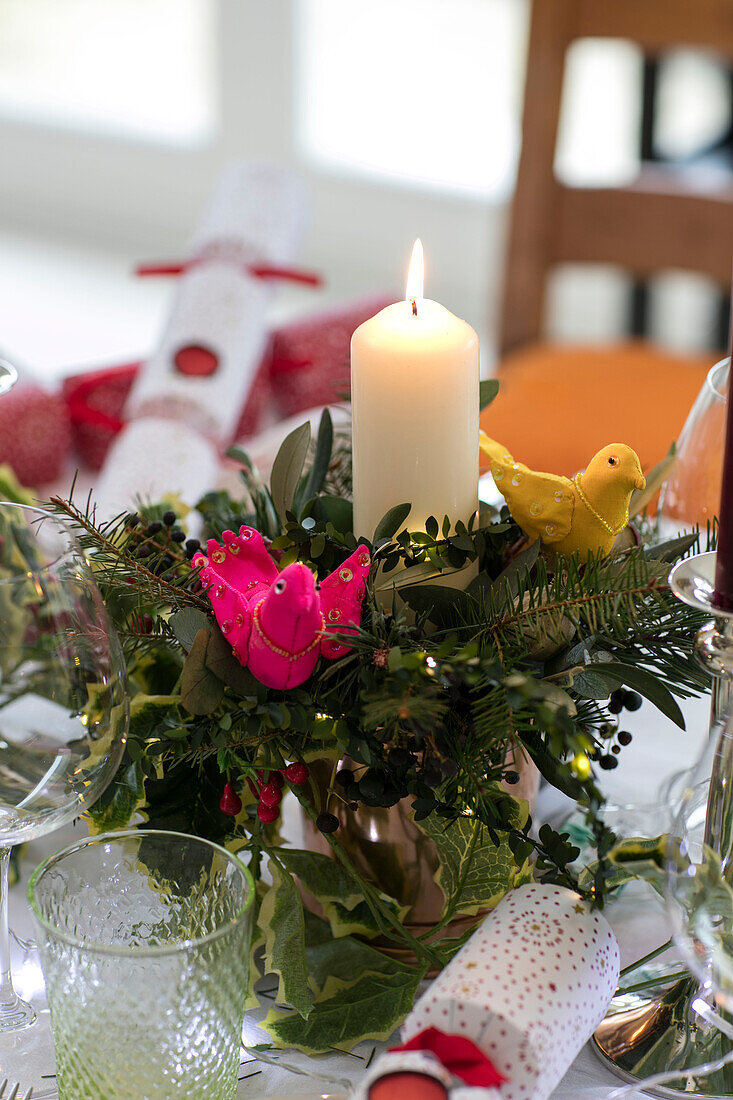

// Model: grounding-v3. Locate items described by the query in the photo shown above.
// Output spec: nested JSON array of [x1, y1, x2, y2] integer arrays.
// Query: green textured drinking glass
[[28, 830, 254, 1100]]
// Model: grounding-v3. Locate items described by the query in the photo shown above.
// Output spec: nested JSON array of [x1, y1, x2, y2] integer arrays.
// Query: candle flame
[[405, 238, 424, 312]]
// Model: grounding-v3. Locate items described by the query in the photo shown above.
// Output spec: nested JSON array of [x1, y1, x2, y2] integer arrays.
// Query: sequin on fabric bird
[[193, 527, 370, 689], [479, 435, 645, 558]]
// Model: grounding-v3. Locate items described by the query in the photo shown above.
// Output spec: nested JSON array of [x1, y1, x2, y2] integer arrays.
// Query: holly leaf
[[169, 608, 211, 652], [302, 912, 411, 997], [86, 759, 146, 834], [180, 629, 224, 715], [277, 848, 408, 938], [480, 378, 500, 411], [262, 966, 425, 1053], [277, 848, 365, 912], [416, 805, 530, 916], [259, 858, 314, 1019], [270, 422, 311, 524]]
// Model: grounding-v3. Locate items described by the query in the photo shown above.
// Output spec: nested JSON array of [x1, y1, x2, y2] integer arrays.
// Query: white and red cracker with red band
[[400, 882, 619, 1100]]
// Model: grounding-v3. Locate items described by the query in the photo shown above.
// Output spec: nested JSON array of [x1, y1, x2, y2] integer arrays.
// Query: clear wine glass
[[0, 502, 128, 1088], [657, 357, 728, 539]]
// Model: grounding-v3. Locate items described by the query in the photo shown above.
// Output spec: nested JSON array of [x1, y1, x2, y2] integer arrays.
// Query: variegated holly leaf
[[276, 848, 408, 938], [259, 859, 314, 1019], [416, 802, 531, 916], [262, 965, 425, 1053]]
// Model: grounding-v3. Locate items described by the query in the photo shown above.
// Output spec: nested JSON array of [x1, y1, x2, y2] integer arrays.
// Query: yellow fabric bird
[[479, 434, 646, 558]]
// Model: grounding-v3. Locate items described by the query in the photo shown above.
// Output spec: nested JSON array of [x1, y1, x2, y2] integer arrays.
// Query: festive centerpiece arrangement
[[37, 387, 709, 1052]]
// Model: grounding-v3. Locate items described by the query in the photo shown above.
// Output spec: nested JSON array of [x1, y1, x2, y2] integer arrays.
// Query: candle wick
[[410, 297, 418, 317]]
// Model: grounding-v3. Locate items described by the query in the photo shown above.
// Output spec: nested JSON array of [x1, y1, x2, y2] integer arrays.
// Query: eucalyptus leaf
[[205, 625, 260, 697], [270, 422, 311, 524], [180, 629, 224, 715], [169, 608, 212, 652], [590, 662, 686, 729], [645, 532, 699, 562], [480, 378, 500, 411], [308, 494, 353, 534], [299, 408, 333, 507], [373, 503, 411, 542], [400, 585, 475, 628], [260, 859, 314, 1018]]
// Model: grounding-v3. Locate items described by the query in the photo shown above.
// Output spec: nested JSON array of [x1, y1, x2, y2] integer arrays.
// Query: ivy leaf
[[479, 378, 500, 411], [262, 967, 425, 1053], [169, 608, 211, 652], [270, 422, 311, 524], [416, 807, 530, 917], [180, 629, 224, 715], [205, 625, 260, 697], [259, 859, 314, 1019], [590, 662, 685, 729], [373, 503, 411, 542]]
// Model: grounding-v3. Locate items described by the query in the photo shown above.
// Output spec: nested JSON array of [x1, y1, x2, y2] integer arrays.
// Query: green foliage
[[39, 404, 714, 1053], [260, 857, 314, 1018]]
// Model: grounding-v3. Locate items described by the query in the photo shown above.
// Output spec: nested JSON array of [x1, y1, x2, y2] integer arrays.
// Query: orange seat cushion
[[480, 341, 715, 477]]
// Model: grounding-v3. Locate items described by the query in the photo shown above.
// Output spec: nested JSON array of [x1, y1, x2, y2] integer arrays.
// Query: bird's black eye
[[607, 456, 619, 467], [274, 579, 286, 593]]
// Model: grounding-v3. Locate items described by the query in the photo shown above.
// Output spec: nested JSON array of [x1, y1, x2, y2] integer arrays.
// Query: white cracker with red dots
[[401, 883, 619, 1100]]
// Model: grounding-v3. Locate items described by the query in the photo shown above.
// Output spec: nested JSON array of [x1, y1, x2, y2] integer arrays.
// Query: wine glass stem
[[0, 845, 35, 1029], [0, 847, 15, 1003]]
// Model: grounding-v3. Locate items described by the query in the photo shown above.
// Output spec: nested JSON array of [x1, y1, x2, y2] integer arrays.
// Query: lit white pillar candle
[[351, 240, 479, 539]]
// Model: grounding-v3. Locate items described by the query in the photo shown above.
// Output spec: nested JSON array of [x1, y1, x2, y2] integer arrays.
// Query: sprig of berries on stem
[[219, 763, 312, 824]]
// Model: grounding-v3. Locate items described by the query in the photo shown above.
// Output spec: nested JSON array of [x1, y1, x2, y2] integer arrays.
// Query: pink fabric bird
[[193, 526, 370, 689]]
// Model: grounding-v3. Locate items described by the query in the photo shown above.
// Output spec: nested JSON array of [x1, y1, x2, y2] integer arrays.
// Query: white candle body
[[351, 299, 479, 539]]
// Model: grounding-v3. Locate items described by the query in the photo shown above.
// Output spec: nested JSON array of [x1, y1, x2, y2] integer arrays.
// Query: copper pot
[[301, 746, 540, 960]]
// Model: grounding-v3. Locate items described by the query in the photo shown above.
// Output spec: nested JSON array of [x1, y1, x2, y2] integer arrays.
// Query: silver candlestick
[[593, 551, 733, 1098]]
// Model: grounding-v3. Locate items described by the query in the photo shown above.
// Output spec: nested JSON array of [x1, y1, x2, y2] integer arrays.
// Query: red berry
[[258, 770, 284, 789], [219, 782, 242, 817], [285, 763, 310, 785], [259, 783, 283, 808], [257, 802, 280, 823]]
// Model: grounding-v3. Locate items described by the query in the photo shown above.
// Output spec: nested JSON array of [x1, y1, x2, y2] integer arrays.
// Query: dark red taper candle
[[713, 277, 733, 609]]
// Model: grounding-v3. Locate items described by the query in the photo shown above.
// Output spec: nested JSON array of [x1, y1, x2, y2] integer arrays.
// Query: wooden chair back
[[501, 0, 733, 356]]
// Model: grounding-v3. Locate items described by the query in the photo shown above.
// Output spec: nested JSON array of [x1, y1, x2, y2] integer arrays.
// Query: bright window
[[297, 0, 529, 198], [0, 0, 217, 143]]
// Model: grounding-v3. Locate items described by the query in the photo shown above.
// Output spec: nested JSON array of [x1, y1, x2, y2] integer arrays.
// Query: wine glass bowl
[[0, 502, 128, 1041], [658, 358, 727, 537]]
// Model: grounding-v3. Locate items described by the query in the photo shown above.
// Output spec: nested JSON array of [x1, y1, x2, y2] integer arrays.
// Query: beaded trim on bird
[[571, 474, 628, 537], [252, 601, 324, 661]]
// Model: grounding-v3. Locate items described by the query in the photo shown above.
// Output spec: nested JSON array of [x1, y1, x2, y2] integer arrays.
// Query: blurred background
[[0, 0, 732, 380]]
